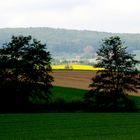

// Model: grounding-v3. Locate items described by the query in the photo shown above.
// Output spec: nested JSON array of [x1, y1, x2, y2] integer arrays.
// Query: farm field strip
[[52, 75, 90, 81], [51, 70, 95, 90], [1, 113, 140, 140], [51, 64, 105, 71], [51, 70, 140, 95]]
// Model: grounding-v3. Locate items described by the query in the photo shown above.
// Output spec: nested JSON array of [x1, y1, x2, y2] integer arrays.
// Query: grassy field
[[1, 68, 140, 139], [51, 86, 140, 107], [51, 86, 87, 101], [1, 87, 140, 139], [1, 113, 140, 140], [128, 96, 140, 110]]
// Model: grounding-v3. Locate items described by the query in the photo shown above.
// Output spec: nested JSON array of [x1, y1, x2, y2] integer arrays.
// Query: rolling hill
[[0, 27, 140, 59]]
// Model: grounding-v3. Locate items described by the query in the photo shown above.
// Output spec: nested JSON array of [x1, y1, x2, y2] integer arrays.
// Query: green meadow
[[1, 86, 140, 140], [52, 86, 140, 109], [51, 86, 87, 101], [1, 113, 140, 140]]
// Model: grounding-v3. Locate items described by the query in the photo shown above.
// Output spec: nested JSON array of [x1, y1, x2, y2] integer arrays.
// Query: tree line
[[0, 35, 139, 112]]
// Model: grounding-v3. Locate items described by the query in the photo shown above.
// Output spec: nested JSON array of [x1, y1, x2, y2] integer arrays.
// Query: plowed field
[[51, 70, 140, 96], [51, 70, 95, 90]]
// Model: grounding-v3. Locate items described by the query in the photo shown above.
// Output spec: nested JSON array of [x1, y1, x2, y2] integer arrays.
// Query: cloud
[[0, 0, 140, 33]]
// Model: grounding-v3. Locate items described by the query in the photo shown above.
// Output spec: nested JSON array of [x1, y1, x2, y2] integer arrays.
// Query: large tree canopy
[[0, 35, 53, 110], [84, 36, 140, 111]]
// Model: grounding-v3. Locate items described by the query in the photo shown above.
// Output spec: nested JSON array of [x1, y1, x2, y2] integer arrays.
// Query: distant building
[[87, 58, 97, 64]]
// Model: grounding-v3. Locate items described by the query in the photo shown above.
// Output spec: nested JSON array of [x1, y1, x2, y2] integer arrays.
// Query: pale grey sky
[[0, 0, 140, 33]]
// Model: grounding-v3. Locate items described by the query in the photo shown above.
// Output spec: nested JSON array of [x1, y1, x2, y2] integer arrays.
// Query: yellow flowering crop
[[51, 64, 104, 71]]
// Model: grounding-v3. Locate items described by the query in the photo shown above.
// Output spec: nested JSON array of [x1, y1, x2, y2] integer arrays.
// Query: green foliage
[[1, 113, 140, 139], [0, 35, 53, 110], [84, 36, 140, 111]]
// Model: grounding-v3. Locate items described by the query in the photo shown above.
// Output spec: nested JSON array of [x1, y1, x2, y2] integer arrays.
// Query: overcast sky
[[0, 0, 140, 33]]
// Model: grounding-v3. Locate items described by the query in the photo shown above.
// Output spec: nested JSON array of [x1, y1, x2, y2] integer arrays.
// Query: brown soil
[[51, 70, 140, 96], [51, 70, 95, 90]]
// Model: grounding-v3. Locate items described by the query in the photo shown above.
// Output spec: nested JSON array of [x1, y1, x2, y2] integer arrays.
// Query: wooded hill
[[0, 27, 140, 59]]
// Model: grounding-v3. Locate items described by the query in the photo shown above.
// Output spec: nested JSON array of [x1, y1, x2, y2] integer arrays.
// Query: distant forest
[[0, 27, 140, 59]]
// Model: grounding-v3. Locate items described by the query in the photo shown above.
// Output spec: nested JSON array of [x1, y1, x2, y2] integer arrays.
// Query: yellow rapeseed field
[[51, 64, 104, 71]]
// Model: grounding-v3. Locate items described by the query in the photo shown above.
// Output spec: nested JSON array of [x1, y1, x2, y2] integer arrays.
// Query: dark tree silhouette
[[84, 36, 140, 111], [0, 35, 53, 111]]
